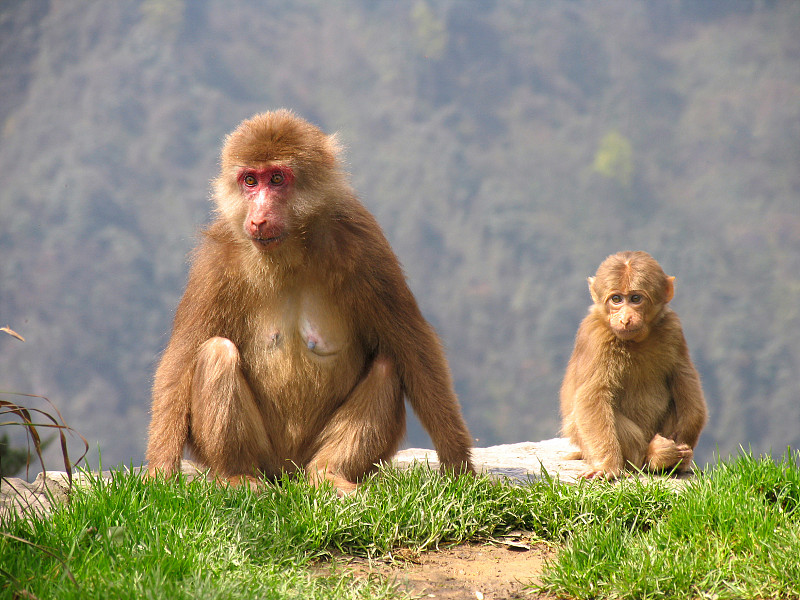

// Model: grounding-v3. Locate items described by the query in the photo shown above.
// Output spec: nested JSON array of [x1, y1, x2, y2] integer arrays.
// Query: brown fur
[[146, 110, 474, 493], [560, 251, 708, 479]]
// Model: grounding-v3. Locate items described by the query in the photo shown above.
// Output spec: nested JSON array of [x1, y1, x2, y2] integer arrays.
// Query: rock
[[394, 438, 586, 482], [1, 439, 692, 518], [1, 471, 73, 519], [0, 462, 213, 519], [394, 437, 695, 487]]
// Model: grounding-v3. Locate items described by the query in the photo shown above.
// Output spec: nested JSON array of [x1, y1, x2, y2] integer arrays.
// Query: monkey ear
[[588, 277, 601, 304], [324, 133, 343, 166], [664, 276, 675, 303]]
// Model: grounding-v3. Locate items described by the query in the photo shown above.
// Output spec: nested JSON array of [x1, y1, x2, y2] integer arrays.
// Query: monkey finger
[[335, 483, 359, 497], [216, 473, 263, 491], [308, 467, 359, 496], [143, 464, 178, 480], [580, 468, 620, 481], [439, 461, 476, 477]]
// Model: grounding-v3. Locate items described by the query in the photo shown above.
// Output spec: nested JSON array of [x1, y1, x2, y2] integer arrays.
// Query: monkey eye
[[610, 294, 624, 305], [270, 172, 285, 185], [630, 294, 643, 304], [243, 174, 258, 187]]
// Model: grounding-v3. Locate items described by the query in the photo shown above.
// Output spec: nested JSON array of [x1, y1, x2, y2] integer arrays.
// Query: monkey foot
[[579, 468, 621, 481], [220, 473, 263, 491], [308, 467, 359, 497], [647, 435, 694, 471]]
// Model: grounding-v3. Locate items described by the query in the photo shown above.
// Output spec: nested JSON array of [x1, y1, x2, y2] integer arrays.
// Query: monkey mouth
[[251, 233, 288, 249], [613, 327, 646, 341]]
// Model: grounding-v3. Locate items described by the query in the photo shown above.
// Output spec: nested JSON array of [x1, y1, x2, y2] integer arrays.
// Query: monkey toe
[[218, 473, 263, 490], [308, 465, 359, 496], [675, 444, 694, 469], [334, 480, 359, 497], [580, 468, 620, 481], [144, 463, 178, 480]]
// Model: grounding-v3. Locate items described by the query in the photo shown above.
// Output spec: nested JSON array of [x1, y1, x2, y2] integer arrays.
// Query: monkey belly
[[240, 321, 365, 463], [616, 389, 672, 440]]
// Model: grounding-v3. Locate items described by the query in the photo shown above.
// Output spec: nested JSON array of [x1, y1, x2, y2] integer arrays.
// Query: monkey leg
[[308, 355, 404, 494], [645, 434, 693, 472], [645, 405, 693, 472], [579, 413, 649, 480], [560, 413, 584, 460], [188, 337, 278, 487]]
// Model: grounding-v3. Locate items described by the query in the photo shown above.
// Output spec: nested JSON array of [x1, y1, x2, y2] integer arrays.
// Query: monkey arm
[[146, 353, 191, 475], [146, 341, 194, 476], [398, 317, 475, 474], [572, 378, 626, 476], [333, 206, 474, 475], [562, 317, 627, 476], [352, 258, 474, 474], [668, 340, 708, 449], [146, 243, 229, 476]]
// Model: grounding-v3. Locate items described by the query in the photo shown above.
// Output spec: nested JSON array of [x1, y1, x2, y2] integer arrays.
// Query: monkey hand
[[143, 463, 179, 480], [218, 473, 263, 491], [646, 434, 694, 472], [580, 465, 621, 480], [308, 466, 359, 497], [439, 460, 476, 478]]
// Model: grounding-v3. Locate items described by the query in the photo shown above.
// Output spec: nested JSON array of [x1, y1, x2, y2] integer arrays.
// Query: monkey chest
[[244, 290, 362, 382], [615, 359, 672, 417]]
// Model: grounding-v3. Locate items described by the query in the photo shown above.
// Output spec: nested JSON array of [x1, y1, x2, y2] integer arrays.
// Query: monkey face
[[588, 251, 675, 343], [237, 165, 296, 250], [605, 291, 649, 341]]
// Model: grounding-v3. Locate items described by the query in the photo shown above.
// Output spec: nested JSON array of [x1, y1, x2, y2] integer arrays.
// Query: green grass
[[544, 450, 800, 599], [2, 451, 800, 599]]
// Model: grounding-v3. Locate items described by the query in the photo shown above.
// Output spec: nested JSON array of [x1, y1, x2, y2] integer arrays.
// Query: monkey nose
[[248, 220, 273, 237]]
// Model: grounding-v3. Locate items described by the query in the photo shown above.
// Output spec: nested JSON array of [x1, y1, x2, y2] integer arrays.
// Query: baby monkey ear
[[664, 276, 676, 303], [587, 276, 601, 305]]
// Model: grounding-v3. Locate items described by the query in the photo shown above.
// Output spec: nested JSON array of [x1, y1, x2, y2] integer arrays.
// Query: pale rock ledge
[[1, 438, 692, 518], [393, 438, 586, 482]]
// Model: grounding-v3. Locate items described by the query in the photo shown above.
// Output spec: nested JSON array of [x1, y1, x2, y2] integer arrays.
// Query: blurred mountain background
[[1, 0, 798, 472]]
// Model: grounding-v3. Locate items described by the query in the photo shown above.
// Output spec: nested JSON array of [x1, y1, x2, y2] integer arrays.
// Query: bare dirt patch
[[318, 536, 559, 599]]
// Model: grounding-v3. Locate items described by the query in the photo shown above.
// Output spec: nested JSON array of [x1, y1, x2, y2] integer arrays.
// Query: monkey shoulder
[[316, 203, 408, 294], [565, 312, 617, 381], [318, 201, 397, 265], [649, 309, 689, 352], [169, 224, 256, 336], [575, 308, 617, 350]]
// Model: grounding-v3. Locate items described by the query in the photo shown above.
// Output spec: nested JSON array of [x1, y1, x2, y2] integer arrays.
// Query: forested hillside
[[1, 0, 798, 470]]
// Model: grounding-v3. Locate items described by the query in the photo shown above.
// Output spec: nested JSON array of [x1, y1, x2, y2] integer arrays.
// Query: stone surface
[[394, 438, 586, 482], [394, 438, 694, 486], [0, 462, 202, 519], [1, 470, 80, 519], [1, 439, 692, 519]]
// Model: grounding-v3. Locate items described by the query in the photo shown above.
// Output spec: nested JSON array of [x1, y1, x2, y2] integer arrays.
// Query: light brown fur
[[146, 110, 474, 493], [560, 251, 708, 479]]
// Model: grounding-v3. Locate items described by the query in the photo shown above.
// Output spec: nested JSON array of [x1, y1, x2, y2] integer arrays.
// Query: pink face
[[606, 291, 648, 340], [238, 166, 295, 250]]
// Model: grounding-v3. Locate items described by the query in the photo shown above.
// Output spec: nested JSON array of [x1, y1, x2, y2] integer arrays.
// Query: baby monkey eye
[[610, 294, 623, 304], [270, 172, 285, 185], [630, 294, 643, 304], [243, 174, 258, 187]]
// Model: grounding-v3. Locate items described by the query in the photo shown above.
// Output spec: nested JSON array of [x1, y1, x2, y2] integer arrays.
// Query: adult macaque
[[146, 110, 474, 493], [560, 251, 707, 479]]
